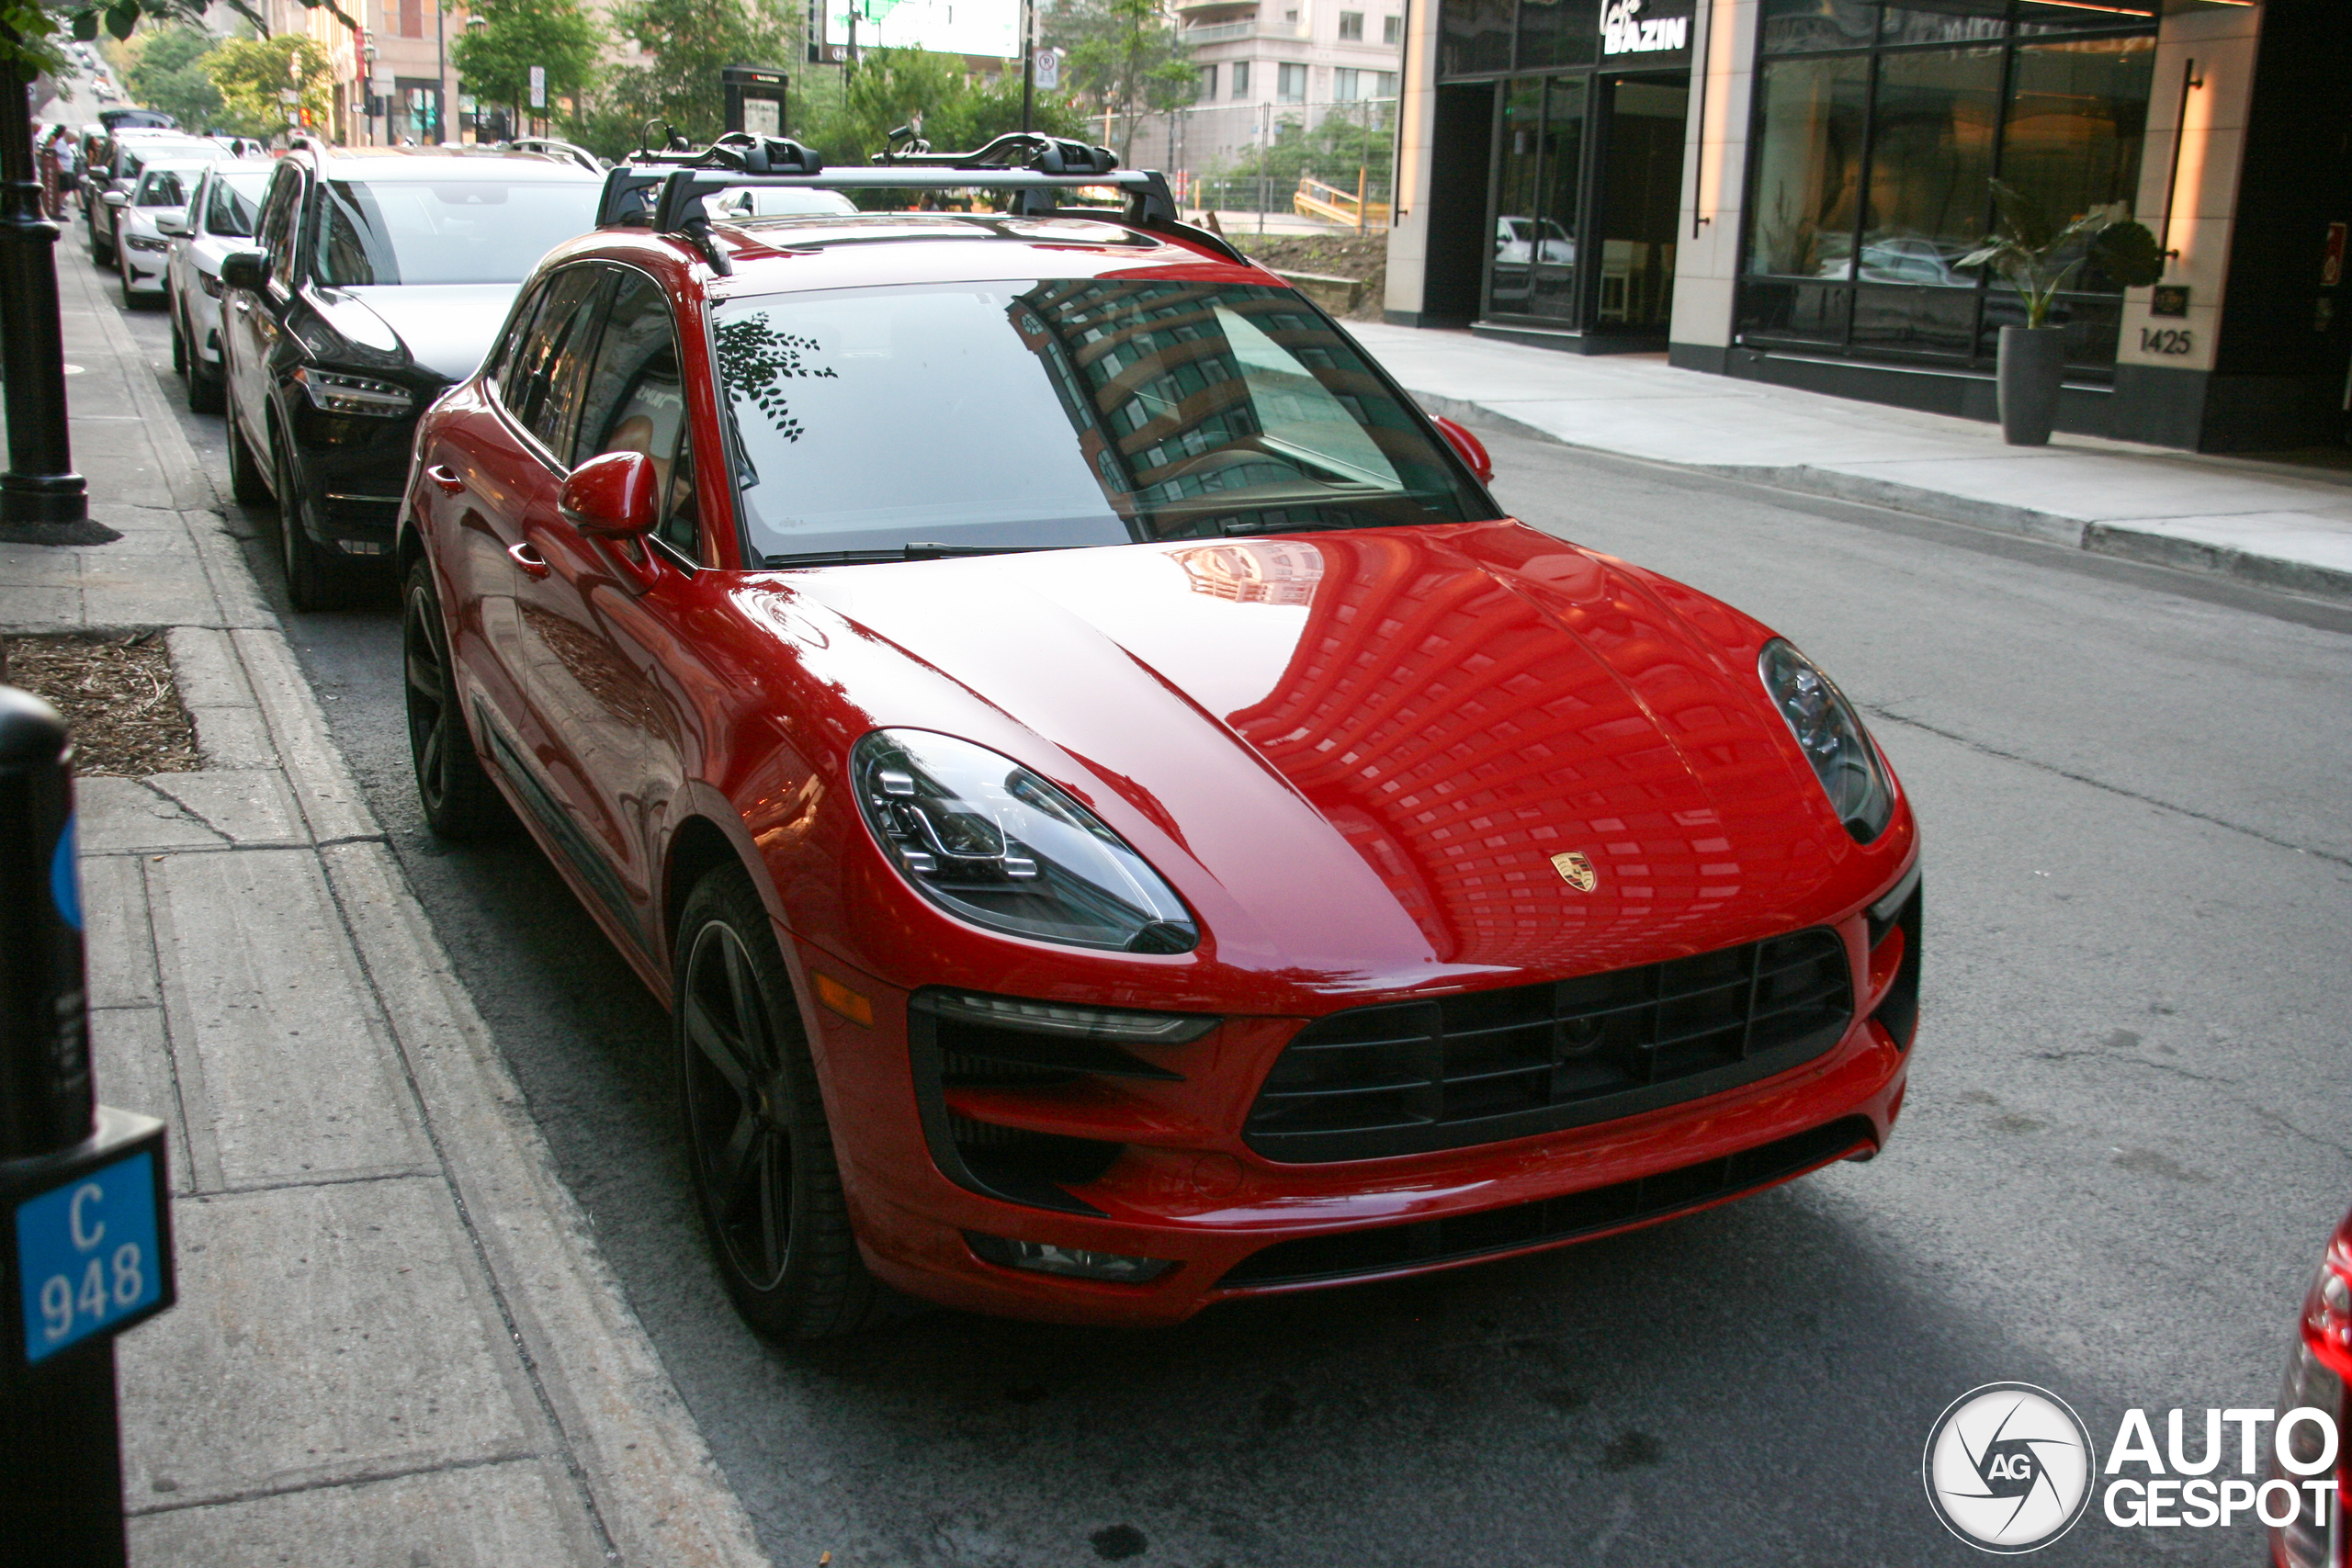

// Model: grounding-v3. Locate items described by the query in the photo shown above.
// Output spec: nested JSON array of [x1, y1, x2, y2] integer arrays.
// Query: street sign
[[1034, 47, 1062, 91], [14, 1131, 166, 1367], [528, 65, 547, 110]]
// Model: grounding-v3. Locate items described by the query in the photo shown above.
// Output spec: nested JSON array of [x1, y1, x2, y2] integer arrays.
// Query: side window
[[571, 270, 700, 562], [485, 283, 544, 401], [258, 166, 301, 284], [500, 265, 611, 459]]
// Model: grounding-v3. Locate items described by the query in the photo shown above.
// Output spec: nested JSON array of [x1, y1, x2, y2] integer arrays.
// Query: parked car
[[399, 138, 1925, 1339], [164, 162, 272, 414], [2271, 1201, 2350, 1568], [214, 143, 605, 609], [83, 130, 220, 265], [110, 158, 211, 306]]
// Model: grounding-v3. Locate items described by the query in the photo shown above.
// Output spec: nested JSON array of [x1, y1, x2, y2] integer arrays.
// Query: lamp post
[[0, 31, 87, 526]]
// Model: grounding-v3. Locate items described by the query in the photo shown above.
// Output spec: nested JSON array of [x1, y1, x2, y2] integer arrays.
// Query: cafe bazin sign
[[1600, 0, 1692, 54]]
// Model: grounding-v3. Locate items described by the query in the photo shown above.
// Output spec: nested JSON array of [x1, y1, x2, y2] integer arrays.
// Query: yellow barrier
[[1293, 175, 1391, 231]]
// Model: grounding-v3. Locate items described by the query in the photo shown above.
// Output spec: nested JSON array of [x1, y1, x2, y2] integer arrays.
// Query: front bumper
[[284, 396, 429, 558], [787, 869, 1922, 1327], [120, 238, 169, 287]]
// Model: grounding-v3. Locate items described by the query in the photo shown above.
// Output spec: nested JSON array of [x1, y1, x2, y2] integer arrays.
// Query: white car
[[112, 159, 212, 306], [85, 130, 223, 265], [164, 162, 271, 414]]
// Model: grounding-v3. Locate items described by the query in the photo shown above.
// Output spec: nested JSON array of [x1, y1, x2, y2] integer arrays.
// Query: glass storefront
[[1738, 0, 2156, 375], [1439, 0, 1695, 339]]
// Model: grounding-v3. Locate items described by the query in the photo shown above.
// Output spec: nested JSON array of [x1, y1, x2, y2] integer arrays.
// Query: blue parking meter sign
[[11, 1117, 173, 1368]]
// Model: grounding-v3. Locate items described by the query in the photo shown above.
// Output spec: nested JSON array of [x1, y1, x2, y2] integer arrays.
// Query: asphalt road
[[96, 242, 2352, 1568]]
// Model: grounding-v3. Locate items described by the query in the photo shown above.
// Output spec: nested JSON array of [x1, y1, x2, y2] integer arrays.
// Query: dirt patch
[[1224, 231, 1389, 321], [2, 633, 202, 777]]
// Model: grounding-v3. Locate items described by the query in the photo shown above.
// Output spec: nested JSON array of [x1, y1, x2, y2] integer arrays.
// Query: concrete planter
[[1996, 325, 2067, 446]]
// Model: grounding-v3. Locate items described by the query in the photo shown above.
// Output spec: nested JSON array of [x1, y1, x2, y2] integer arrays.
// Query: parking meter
[[0, 685, 174, 1567]]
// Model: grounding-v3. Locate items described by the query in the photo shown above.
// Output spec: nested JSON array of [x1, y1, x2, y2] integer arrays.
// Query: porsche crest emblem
[[1551, 852, 1599, 893]]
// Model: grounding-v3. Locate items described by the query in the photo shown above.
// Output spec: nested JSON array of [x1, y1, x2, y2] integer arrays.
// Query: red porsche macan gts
[[398, 135, 1923, 1337]]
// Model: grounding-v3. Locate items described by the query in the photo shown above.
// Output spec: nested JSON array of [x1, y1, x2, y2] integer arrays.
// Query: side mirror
[[155, 212, 187, 237], [101, 189, 127, 207], [558, 450, 659, 540], [1430, 413, 1494, 485], [218, 249, 268, 291]]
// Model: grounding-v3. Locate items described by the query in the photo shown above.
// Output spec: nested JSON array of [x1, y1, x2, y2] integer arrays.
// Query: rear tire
[[273, 439, 358, 613], [187, 352, 223, 414], [169, 306, 186, 375], [225, 414, 271, 504], [675, 864, 896, 1340], [402, 558, 504, 840]]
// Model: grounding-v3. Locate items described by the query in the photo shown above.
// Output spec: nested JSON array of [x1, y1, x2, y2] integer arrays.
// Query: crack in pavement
[[1865, 706, 2352, 870]]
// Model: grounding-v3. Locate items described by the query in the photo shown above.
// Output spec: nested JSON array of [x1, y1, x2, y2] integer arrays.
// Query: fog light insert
[[966, 1232, 1174, 1283]]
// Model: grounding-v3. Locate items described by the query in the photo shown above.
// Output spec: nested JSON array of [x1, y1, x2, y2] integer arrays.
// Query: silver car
[[164, 163, 271, 413]]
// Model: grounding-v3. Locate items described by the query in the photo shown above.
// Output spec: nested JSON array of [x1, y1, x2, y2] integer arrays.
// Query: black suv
[[217, 143, 604, 608]]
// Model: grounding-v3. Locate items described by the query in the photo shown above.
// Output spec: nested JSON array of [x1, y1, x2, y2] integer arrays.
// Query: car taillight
[[2273, 1209, 2351, 1568]]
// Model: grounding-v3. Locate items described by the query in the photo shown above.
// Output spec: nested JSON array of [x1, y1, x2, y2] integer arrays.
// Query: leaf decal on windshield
[[715, 316, 837, 443]]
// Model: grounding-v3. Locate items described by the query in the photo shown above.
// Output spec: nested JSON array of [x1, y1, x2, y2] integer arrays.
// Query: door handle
[[507, 541, 551, 580], [425, 464, 465, 494]]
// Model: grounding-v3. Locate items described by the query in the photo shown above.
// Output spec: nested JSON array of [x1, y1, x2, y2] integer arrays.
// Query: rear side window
[[499, 265, 611, 458], [572, 270, 698, 561]]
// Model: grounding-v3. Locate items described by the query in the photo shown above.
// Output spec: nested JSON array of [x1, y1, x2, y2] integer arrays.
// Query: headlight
[[291, 367, 412, 417], [125, 234, 168, 252], [853, 729, 1198, 953], [199, 271, 223, 298], [1758, 639, 1893, 842]]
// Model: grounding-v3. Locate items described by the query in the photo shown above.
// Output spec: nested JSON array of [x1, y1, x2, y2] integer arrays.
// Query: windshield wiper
[[761, 542, 1079, 569]]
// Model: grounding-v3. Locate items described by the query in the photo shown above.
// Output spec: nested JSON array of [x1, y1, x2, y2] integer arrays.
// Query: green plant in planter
[[1960, 180, 2166, 326]]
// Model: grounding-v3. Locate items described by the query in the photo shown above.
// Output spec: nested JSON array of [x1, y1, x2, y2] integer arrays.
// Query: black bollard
[[0, 30, 89, 525], [0, 686, 172, 1568]]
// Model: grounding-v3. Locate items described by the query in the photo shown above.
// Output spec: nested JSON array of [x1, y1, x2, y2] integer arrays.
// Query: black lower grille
[[1244, 930, 1855, 1163], [1220, 1116, 1874, 1289]]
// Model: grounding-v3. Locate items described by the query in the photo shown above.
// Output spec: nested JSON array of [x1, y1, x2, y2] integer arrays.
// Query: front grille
[[1244, 930, 1854, 1163], [1220, 1115, 1874, 1289]]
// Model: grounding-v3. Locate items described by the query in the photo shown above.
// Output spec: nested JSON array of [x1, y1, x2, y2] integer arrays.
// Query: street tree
[[1039, 0, 1193, 152], [119, 23, 220, 129], [205, 32, 334, 137], [798, 46, 1084, 170], [588, 0, 797, 152], [449, 0, 603, 134]]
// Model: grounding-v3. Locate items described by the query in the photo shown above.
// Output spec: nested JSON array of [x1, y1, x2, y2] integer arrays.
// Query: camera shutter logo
[[1923, 1383, 2097, 1553]]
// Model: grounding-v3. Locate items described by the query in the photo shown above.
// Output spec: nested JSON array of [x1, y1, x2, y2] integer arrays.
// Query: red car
[[2273, 1202, 2350, 1567], [399, 136, 1922, 1337]]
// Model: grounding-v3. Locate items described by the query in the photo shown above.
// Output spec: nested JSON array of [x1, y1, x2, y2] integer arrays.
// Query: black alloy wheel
[[401, 559, 503, 840], [272, 437, 357, 613], [224, 412, 271, 504], [675, 865, 896, 1339]]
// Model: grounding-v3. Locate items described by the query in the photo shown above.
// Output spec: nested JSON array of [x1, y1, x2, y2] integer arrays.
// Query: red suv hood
[[766, 520, 1902, 995]]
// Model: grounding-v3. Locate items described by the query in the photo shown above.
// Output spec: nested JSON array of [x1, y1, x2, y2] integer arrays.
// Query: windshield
[[135, 165, 203, 206], [204, 169, 268, 236], [714, 279, 1490, 564], [312, 179, 600, 287]]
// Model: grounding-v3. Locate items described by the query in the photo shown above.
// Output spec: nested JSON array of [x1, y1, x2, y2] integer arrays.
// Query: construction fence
[[1119, 96, 1397, 238]]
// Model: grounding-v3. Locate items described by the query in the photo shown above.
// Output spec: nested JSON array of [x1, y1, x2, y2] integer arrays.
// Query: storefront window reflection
[[1747, 54, 1866, 279]]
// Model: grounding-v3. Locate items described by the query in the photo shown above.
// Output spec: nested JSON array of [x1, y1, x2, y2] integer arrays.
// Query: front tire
[[402, 558, 504, 840], [273, 438, 359, 612], [675, 865, 892, 1340]]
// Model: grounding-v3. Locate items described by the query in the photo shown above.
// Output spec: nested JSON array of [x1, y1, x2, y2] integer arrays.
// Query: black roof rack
[[594, 132, 1231, 275]]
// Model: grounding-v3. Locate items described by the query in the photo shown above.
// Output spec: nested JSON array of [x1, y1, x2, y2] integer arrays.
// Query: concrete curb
[[62, 258, 772, 1565], [1409, 389, 2352, 605]]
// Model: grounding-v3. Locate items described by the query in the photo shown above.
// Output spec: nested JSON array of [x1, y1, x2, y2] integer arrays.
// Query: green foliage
[[450, 0, 603, 126], [1210, 104, 1394, 192], [121, 23, 220, 130], [795, 48, 1085, 170], [204, 32, 334, 137], [583, 0, 798, 153], [1040, 0, 1193, 147], [1960, 178, 2165, 329], [1, 0, 207, 77]]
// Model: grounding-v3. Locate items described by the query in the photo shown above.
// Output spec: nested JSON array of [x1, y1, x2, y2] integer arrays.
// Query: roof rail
[[594, 133, 1188, 276], [506, 136, 605, 172]]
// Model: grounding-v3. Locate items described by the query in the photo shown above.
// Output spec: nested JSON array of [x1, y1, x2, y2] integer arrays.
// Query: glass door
[[1592, 77, 1688, 335], [1485, 76, 1587, 325]]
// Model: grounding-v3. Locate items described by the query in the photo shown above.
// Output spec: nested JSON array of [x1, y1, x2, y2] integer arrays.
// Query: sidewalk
[[1, 246, 766, 1561], [1352, 322, 2352, 604]]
